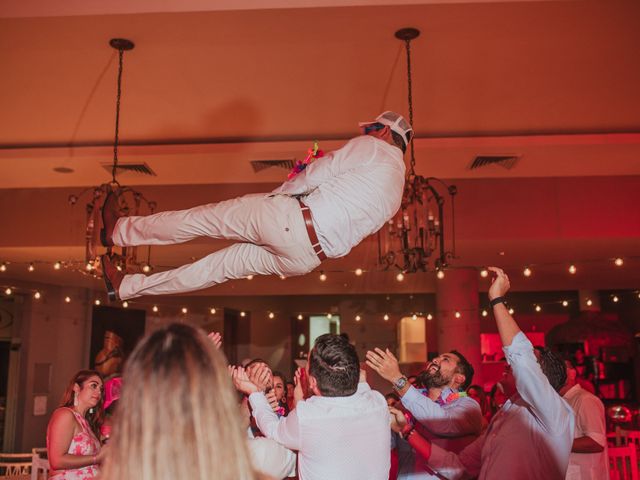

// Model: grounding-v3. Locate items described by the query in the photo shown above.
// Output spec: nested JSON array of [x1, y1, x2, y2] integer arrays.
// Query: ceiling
[[0, 0, 639, 296]]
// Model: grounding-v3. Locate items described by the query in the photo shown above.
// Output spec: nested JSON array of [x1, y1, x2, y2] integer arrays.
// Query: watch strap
[[490, 296, 507, 307]]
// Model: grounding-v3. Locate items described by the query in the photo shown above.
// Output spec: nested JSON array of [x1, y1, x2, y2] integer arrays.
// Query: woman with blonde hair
[[47, 370, 105, 479], [100, 323, 262, 480]]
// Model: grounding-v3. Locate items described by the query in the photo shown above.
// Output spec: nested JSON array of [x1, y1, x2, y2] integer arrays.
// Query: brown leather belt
[[298, 199, 327, 261]]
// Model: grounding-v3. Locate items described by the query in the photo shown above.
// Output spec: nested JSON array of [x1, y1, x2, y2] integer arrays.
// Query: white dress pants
[[114, 194, 322, 299]]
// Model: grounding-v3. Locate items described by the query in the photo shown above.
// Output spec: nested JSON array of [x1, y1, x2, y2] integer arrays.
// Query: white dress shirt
[[396, 387, 482, 479], [427, 332, 575, 480], [563, 384, 609, 480], [249, 382, 391, 480], [248, 437, 297, 479], [273, 135, 405, 258]]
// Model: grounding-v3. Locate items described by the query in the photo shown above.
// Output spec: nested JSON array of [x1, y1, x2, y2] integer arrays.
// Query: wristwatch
[[490, 296, 507, 307], [393, 376, 408, 391]]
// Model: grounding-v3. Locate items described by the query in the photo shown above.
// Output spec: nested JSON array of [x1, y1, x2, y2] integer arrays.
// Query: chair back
[[609, 444, 639, 480], [30, 448, 49, 480], [0, 452, 32, 477]]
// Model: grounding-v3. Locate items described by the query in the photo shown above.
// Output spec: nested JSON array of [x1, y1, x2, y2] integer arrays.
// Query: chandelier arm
[[424, 183, 447, 268]]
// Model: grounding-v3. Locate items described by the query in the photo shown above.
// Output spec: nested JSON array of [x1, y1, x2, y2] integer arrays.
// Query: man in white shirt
[[390, 267, 575, 480], [99, 111, 412, 300], [366, 347, 482, 479], [233, 333, 391, 480], [561, 359, 609, 479]]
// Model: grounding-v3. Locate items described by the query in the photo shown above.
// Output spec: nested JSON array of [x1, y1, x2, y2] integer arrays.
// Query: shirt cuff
[[248, 392, 270, 411], [400, 384, 421, 403]]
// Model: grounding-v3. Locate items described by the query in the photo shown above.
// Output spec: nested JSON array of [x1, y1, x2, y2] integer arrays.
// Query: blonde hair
[[101, 323, 257, 480]]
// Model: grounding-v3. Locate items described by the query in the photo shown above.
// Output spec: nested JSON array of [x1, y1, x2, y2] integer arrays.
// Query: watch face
[[395, 377, 407, 389]]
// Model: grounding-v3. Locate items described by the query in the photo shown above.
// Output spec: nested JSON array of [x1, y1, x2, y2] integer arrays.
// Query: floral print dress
[[48, 408, 101, 480]]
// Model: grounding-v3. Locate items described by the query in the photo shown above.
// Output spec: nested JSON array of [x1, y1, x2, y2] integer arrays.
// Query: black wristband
[[490, 296, 507, 307]]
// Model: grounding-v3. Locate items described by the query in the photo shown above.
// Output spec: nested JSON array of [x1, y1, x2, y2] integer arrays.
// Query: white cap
[[359, 111, 414, 147]]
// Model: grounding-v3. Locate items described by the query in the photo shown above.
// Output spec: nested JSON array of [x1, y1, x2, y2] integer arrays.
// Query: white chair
[[0, 452, 32, 478], [609, 445, 639, 480], [30, 449, 49, 480]]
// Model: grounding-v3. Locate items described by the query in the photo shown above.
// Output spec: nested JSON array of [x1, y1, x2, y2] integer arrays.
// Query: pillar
[[435, 268, 482, 385]]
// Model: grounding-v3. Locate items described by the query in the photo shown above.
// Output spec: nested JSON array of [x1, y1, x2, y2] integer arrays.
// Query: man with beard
[[366, 345, 482, 479]]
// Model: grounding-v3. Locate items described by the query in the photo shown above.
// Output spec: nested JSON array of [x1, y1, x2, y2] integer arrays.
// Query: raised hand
[[207, 331, 222, 349], [265, 389, 280, 412], [487, 267, 510, 300], [248, 364, 273, 393], [365, 347, 402, 383], [231, 366, 259, 395], [388, 406, 408, 434], [293, 368, 307, 407]]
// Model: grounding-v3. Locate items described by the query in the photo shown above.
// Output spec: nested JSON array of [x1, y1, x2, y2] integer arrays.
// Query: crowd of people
[[45, 267, 613, 479]]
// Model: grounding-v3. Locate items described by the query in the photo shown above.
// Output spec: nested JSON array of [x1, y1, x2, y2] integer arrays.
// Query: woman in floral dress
[[47, 370, 105, 479]]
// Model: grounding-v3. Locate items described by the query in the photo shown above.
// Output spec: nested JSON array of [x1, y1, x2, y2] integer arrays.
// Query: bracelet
[[401, 425, 416, 440], [490, 296, 507, 308]]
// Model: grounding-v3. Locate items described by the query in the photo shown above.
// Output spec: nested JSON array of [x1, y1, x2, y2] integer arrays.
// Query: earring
[[89, 407, 94, 414], [73, 392, 78, 407]]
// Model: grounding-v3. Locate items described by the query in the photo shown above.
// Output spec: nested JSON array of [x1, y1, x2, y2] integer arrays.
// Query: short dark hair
[[534, 347, 567, 392], [391, 131, 407, 154], [450, 350, 474, 390], [309, 333, 360, 397]]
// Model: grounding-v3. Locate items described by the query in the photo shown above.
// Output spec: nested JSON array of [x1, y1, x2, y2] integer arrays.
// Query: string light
[[297, 314, 303, 320], [568, 264, 577, 274], [383, 314, 389, 321], [481, 310, 488, 317], [319, 272, 327, 282], [5, 287, 12, 295], [523, 267, 532, 277], [240, 311, 246, 317], [210, 307, 216, 314], [562, 300, 569, 307], [116, 265, 122, 272], [411, 314, 418, 320], [508, 308, 514, 315], [0, 263, 6, 272], [28, 263, 35, 272], [182, 307, 188, 314], [95, 299, 101, 306], [355, 315, 361, 322], [436, 270, 445, 279], [614, 257, 624, 267], [454, 311, 462, 319], [152, 305, 159, 312], [142, 264, 151, 273], [396, 272, 404, 282], [355, 268, 363, 276], [535, 305, 542, 312], [612, 295, 619, 303], [33, 291, 41, 299], [426, 313, 433, 320], [586, 299, 593, 307], [64, 296, 71, 303], [279, 275, 286, 280], [122, 301, 129, 308], [480, 268, 488, 278], [246, 275, 254, 280], [54, 261, 62, 270], [327, 313, 333, 319], [268, 312, 275, 319], [85, 262, 93, 271]]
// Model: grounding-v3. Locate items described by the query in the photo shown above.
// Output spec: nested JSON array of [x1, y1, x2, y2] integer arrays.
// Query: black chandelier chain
[[404, 38, 416, 177], [112, 47, 125, 183]]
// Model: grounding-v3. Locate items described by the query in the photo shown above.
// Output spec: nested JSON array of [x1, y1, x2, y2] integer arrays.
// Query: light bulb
[[562, 300, 569, 307], [152, 305, 159, 312], [116, 265, 122, 272], [411, 314, 418, 321], [427, 313, 433, 320], [481, 310, 488, 317], [480, 269, 488, 278], [508, 308, 514, 315], [613, 295, 619, 303], [85, 262, 93, 271], [4, 287, 12, 295], [94, 299, 101, 306], [34, 291, 41, 299], [319, 272, 327, 282], [586, 299, 593, 307], [436, 270, 445, 279], [535, 305, 542, 312], [396, 272, 404, 282], [297, 314, 303, 320], [64, 296, 71, 303], [28, 263, 35, 272], [383, 314, 389, 321], [210, 307, 216, 314], [142, 264, 151, 273], [246, 275, 254, 280], [454, 311, 462, 319], [0, 263, 6, 272], [355, 315, 361, 322], [54, 261, 62, 270], [268, 312, 275, 319], [240, 311, 246, 317], [182, 307, 188, 314], [568, 264, 577, 274], [355, 268, 363, 276], [122, 301, 128, 308], [614, 257, 624, 267], [523, 267, 532, 277], [326, 313, 332, 319]]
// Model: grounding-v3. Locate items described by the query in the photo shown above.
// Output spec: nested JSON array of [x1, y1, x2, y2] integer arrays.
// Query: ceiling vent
[[469, 155, 520, 170], [101, 162, 157, 176], [250, 159, 296, 173]]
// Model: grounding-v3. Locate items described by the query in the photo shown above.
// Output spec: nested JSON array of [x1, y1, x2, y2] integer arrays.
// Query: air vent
[[101, 163, 157, 176], [250, 159, 296, 173], [469, 155, 520, 170]]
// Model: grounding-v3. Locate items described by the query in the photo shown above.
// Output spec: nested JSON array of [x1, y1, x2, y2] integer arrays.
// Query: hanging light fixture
[[69, 39, 156, 276], [378, 28, 457, 274]]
